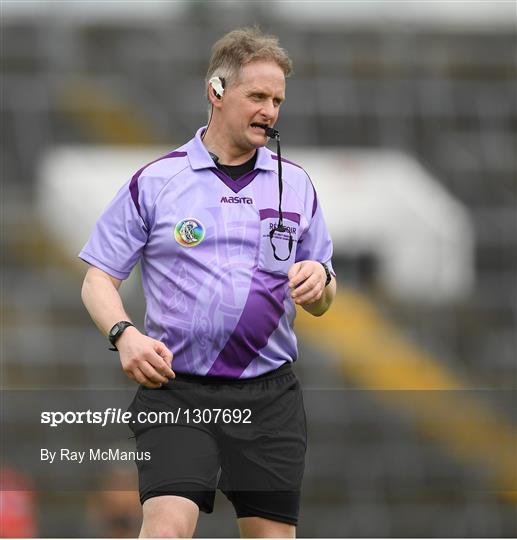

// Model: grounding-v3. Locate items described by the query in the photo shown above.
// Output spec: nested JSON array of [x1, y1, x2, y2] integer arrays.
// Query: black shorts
[[127, 363, 307, 526]]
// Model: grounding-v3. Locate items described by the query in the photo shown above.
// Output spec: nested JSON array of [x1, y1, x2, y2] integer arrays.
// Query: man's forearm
[[81, 267, 131, 337], [81, 266, 174, 387], [302, 276, 336, 317]]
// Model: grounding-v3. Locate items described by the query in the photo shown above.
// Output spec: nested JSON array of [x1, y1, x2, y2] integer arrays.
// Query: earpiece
[[202, 76, 225, 142], [209, 76, 225, 99]]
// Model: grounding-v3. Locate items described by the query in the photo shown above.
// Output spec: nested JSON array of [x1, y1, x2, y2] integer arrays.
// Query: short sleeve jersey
[[79, 127, 334, 378]]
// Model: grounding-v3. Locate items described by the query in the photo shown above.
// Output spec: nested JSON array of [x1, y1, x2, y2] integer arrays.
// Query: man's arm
[[81, 266, 175, 387], [287, 260, 337, 317]]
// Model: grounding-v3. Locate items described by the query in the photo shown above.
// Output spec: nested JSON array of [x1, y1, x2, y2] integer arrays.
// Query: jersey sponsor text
[[220, 196, 253, 204]]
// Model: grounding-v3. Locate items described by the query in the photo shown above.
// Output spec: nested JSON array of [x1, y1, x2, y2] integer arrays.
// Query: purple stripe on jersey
[[272, 155, 303, 169], [259, 208, 301, 225], [211, 168, 260, 194], [206, 270, 286, 378], [129, 151, 187, 218]]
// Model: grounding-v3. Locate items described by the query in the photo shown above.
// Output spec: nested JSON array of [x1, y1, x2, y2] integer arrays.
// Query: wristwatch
[[108, 321, 135, 351], [320, 262, 332, 287]]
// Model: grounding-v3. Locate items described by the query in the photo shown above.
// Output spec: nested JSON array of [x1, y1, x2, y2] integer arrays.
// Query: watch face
[[110, 324, 120, 337]]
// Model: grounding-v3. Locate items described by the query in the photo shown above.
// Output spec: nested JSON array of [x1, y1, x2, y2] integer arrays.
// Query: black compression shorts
[[127, 363, 307, 526]]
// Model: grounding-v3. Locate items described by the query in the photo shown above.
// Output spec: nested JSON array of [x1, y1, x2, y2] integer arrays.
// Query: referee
[[80, 27, 336, 538]]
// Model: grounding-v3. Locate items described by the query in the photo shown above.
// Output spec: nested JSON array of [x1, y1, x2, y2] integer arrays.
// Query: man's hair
[[205, 26, 293, 98]]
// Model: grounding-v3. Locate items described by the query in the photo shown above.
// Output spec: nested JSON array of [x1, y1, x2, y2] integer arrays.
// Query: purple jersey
[[79, 127, 334, 378]]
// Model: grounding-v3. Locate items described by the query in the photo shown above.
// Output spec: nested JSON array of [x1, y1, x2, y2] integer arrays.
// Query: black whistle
[[264, 126, 280, 139]]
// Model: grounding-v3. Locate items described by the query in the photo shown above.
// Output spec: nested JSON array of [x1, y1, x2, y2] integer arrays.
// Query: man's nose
[[261, 99, 276, 119]]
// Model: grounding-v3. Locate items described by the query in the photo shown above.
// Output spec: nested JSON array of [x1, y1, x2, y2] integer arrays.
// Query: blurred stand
[[84, 467, 141, 538], [0, 466, 38, 538]]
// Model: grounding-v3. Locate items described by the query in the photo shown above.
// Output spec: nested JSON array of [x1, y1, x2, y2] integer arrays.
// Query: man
[[80, 27, 336, 538]]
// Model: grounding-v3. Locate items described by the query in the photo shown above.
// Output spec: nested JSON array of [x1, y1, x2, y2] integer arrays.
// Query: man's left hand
[[287, 260, 327, 306]]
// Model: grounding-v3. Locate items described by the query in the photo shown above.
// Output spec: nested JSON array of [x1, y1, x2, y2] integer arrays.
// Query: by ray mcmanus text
[[40, 448, 151, 464]]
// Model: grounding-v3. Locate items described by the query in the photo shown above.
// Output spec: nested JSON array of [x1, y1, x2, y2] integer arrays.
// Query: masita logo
[[174, 218, 205, 247], [220, 196, 253, 204]]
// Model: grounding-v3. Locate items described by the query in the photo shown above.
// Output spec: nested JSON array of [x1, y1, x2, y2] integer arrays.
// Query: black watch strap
[[320, 262, 332, 287], [108, 321, 135, 351]]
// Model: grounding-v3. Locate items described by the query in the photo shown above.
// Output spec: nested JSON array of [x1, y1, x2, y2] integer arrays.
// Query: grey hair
[[204, 26, 293, 104]]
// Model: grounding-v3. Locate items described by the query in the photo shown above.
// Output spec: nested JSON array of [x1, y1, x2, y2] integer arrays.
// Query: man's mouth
[[250, 123, 268, 131]]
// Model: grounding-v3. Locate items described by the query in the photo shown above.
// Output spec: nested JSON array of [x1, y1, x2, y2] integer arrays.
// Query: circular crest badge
[[174, 218, 205, 247]]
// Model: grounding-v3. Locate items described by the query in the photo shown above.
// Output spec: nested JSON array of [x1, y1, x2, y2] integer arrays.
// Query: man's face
[[220, 60, 286, 151]]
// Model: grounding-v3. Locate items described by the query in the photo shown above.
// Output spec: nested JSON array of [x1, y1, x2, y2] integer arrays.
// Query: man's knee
[[140, 495, 199, 538]]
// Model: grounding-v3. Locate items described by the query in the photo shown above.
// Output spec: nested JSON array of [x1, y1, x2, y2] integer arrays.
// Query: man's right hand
[[116, 327, 175, 388]]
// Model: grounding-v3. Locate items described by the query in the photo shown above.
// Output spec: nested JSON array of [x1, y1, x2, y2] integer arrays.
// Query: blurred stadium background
[[1, 0, 516, 537]]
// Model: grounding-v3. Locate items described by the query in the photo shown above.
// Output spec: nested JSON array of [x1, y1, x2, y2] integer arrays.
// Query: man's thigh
[[218, 367, 307, 526], [134, 424, 220, 510], [129, 385, 221, 513]]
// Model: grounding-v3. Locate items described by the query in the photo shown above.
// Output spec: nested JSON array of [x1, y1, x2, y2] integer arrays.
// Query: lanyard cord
[[269, 131, 294, 261], [274, 133, 285, 231]]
